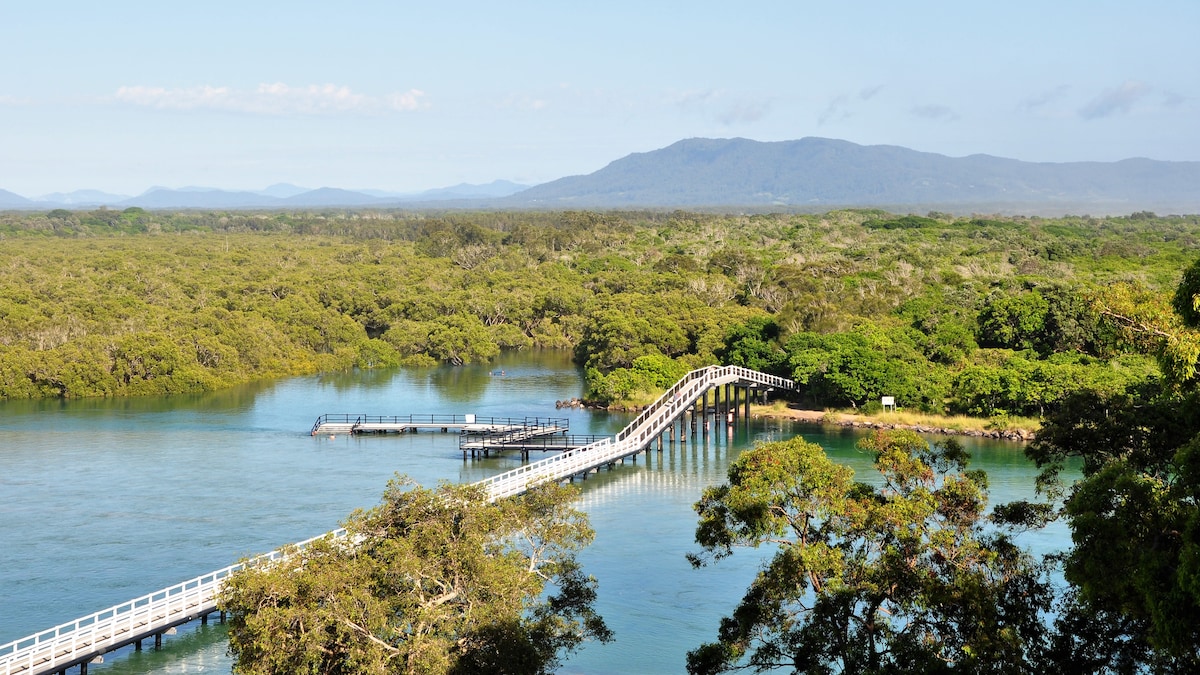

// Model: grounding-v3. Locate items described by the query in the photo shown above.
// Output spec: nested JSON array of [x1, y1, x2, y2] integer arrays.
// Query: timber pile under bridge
[[0, 365, 792, 675]]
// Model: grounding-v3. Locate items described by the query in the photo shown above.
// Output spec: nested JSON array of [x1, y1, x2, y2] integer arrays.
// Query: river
[[0, 350, 1062, 674]]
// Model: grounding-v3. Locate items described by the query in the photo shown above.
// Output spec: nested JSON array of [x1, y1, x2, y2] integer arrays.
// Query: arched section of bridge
[[0, 365, 792, 675], [476, 365, 794, 501]]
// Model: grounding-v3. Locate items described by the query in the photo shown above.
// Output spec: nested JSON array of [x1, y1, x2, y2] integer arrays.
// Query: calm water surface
[[0, 351, 1061, 674]]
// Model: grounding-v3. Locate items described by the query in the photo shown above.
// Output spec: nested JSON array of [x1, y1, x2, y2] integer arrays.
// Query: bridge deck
[[311, 415, 567, 437], [460, 434, 611, 453], [2, 366, 791, 675], [476, 366, 793, 501]]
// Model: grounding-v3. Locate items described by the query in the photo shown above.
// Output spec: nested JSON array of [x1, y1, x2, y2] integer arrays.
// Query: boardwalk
[[0, 529, 346, 675], [0, 365, 790, 675], [311, 413, 567, 437], [477, 365, 791, 500], [460, 434, 612, 459]]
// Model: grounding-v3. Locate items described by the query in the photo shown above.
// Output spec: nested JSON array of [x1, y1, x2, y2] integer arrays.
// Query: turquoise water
[[0, 351, 1058, 674]]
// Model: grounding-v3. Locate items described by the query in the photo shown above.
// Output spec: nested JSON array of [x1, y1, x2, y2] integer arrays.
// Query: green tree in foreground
[[1025, 259, 1200, 672], [220, 478, 611, 675], [688, 431, 1051, 674]]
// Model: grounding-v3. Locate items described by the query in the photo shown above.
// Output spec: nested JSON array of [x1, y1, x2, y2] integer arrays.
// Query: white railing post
[[4, 370, 791, 675]]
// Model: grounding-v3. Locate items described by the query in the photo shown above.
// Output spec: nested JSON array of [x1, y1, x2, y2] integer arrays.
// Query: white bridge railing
[[1, 365, 790, 675], [478, 365, 792, 500], [0, 529, 347, 675]]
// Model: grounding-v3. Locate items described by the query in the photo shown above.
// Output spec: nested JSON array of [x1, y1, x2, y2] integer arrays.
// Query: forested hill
[[506, 137, 1200, 214]]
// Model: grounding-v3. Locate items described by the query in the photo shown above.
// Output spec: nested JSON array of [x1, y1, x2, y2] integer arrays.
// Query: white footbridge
[[0, 365, 791, 675]]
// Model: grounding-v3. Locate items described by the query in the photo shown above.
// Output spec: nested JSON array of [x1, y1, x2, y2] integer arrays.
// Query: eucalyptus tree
[[1026, 259, 1200, 671], [220, 479, 611, 675], [688, 431, 1051, 674]]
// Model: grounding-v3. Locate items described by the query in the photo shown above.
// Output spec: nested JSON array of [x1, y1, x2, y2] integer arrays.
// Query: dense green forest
[[13, 206, 1198, 672], [0, 207, 1195, 422], [687, 256, 1200, 673]]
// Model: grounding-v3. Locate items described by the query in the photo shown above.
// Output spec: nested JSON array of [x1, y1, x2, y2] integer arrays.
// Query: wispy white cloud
[[717, 101, 770, 125], [819, 86, 883, 126], [911, 104, 958, 121], [671, 88, 770, 126], [493, 93, 549, 111], [113, 83, 427, 115], [671, 88, 715, 107], [1079, 80, 1151, 119], [819, 95, 851, 126], [0, 94, 33, 106], [1019, 84, 1070, 112], [1162, 90, 1186, 108]]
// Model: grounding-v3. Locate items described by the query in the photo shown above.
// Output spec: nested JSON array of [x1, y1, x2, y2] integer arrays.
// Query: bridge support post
[[155, 632, 162, 649], [202, 612, 208, 626], [135, 639, 142, 651], [745, 387, 751, 421]]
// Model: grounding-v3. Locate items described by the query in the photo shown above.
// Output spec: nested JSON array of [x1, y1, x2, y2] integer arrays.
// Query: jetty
[[310, 413, 567, 437], [0, 365, 791, 675]]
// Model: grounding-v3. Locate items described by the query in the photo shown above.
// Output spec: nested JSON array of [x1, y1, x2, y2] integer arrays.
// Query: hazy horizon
[[2, 2, 1196, 196]]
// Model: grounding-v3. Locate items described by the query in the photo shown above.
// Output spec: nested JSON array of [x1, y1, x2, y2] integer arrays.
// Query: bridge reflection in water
[[0, 365, 792, 675]]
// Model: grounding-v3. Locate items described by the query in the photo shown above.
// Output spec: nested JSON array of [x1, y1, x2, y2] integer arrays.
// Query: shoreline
[[748, 407, 1035, 443], [567, 399, 1036, 443]]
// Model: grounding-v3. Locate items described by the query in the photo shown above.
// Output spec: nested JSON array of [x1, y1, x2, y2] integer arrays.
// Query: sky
[[1, 1, 1197, 197]]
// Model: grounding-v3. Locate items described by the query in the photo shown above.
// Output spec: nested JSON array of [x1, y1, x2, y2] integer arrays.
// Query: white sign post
[[881, 396, 895, 412]]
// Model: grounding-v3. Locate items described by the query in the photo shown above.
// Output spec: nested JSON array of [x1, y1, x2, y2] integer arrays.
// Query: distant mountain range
[[0, 180, 531, 210], [505, 138, 1200, 214], [3, 138, 1198, 214]]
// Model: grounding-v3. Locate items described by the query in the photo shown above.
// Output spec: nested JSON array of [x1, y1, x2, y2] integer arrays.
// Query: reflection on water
[[0, 351, 1053, 675]]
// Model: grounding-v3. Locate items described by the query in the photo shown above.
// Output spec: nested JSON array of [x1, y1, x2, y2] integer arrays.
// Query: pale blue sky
[[1, 1, 1196, 196]]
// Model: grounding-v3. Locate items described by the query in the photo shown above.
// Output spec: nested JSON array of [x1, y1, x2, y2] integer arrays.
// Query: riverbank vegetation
[[690, 431, 1053, 673], [0, 208, 1193, 419], [692, 259, 1200, 672], [12, 205, 1196, 671], [751, 400, 1041, 438]]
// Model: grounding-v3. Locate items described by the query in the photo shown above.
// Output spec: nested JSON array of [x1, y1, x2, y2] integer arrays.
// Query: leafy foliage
[[0, 208, 1197, 404], [688, 431, 1051, 674], [220, 478, 611, 675], [1023, 260, 1200, 671]]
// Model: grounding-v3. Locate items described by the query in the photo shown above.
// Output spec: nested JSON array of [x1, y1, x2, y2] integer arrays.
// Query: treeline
[[0, 208, 1195, 409], [689, 258, 1200, 673]]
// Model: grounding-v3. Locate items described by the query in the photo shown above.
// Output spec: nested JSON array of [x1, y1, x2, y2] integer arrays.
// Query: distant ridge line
[[3, 137, 1197, 215]]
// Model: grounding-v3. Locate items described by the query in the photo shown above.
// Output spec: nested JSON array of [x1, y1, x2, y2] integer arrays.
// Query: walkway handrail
[[0, 529, 348, 675], [477, 365, 793, 501], [312, 414, 569, 432], [4, 365, 791, 675], [462, 434, 609, 450]]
